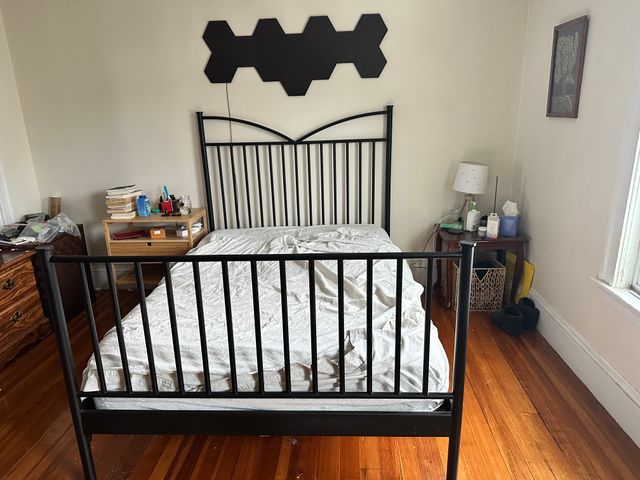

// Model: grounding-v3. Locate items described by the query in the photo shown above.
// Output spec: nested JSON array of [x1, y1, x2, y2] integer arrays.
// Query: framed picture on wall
[[546, 15, 589, 118]]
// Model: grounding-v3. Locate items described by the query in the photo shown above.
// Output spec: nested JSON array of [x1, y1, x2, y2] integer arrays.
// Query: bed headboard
[[195, 105, 393, 234]]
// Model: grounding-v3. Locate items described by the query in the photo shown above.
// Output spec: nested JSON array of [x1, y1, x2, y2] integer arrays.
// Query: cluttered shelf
[[102, 185, 208, 289]]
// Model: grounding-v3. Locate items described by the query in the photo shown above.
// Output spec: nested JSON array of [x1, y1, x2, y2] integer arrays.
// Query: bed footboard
[[38, 242, 475, 480]]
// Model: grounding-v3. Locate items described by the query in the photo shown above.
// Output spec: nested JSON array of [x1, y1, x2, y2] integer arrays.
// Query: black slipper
[[491, 305, 524, 337], [517, 297, 539, 330]]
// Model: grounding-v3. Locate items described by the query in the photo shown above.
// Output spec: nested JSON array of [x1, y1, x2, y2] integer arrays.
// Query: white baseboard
[[529, 289, 640, 447]]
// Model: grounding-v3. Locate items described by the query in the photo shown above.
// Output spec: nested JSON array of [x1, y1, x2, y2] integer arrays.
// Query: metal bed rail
[[38, 242, 474, 479]]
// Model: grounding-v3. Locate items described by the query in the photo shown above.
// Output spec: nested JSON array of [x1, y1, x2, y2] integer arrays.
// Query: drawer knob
[[2, 279, 16, 290], [10, 311, 24, 323]]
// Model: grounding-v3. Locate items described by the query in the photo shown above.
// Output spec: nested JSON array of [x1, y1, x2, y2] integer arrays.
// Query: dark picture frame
[[546, 15, 589, 118]]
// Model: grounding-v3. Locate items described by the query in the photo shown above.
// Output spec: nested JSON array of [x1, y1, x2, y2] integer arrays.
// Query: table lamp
[[453, 161, 489, 228]]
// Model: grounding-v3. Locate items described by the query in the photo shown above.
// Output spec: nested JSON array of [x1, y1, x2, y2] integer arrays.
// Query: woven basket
[[453, 255, 506, 312]]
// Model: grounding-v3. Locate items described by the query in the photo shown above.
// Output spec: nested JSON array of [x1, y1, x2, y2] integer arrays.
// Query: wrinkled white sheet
[[86, 224, 449, 411]]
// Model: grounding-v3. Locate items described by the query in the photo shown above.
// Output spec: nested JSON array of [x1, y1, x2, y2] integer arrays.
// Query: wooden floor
[[1, 292, 639, 479]]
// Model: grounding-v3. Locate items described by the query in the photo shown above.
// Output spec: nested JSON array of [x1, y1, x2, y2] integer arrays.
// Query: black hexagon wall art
[[203, 14, 387, 96]]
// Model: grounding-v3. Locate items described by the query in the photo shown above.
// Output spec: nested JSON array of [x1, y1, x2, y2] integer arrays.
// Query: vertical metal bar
[[250, 260, 265, 394], [221, 260, 238, 394], [320, 144, 326, 225], [255, 145, 265, 227], [294, 145, 301, 226], [333, 142, 338, 224], [308, 260, 318, 394], [279, 260, 292, 394], [229, 146, 241, 228], [268, 145, 277, 226], [358, 141, 363, 224], [384, 105, 394, 234], [216, 145, 228, 229], [281, 144, 289, 226], [423, 258, 434, 395], [345, 143, 350, 224], [37, 249, 97, 480], [78, 263, 106, 393], [105, 262, 132, 393], [242, 145, 252, 228], [307, 143, 313, 226], [192, 262, 212, 395], [164, 263, 185, 394], [366, 258, 373, 395], [338, 259, 345, 395], [371, 142, 376, 224], [394, 259, 403, 395], [446, 242, 475, 480], [134, 263, 158, 394], [196, 112, 215, 230]]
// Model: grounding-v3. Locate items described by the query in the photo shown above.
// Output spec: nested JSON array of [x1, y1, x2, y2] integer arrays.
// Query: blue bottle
[[136, 195, 150, 217]]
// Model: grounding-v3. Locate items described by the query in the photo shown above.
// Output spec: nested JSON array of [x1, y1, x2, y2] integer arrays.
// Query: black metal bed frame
[[38, 106, 476, 480]]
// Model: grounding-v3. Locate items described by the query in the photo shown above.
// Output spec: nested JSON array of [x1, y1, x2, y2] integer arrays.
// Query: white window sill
[[591, 276, 640, 326]]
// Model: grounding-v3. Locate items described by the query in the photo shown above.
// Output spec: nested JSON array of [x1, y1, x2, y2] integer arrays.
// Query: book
[[112, 230, 146, 240], [105, 190, 142, 200], [107, 209, 136, 215], [110, 211, 137, 220], [106, 201, 136, 210], [106, 184, 138, 195]]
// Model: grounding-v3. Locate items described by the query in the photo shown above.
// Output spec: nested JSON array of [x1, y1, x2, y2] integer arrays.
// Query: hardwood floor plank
[[1, 292, 638, 479]]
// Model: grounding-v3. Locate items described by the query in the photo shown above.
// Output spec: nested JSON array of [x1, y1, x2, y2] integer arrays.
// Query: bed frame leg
[[446, 428, 461, 480], [445, 241, 475, 480], [77, 434, 97, 480], [37, 247, 97, 480]]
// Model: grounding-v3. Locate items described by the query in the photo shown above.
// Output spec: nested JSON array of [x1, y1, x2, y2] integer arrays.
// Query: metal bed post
[[384, 104, 393, 234], [37, 247, 97, 480], [196, 111, 215, 231], [446, 240, 475, 480]]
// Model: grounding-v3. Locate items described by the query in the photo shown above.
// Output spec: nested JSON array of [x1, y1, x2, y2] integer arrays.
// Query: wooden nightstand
[[0, 250, 49, 368], [435, 229, 529, 307], [103, 208, 209, 289]]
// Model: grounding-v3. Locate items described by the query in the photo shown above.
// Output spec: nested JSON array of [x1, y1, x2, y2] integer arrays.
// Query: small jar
[[478, 226, 487, 239]]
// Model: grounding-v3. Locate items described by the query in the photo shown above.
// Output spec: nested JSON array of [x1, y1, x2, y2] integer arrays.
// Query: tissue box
[[499, 215, 519, 237]]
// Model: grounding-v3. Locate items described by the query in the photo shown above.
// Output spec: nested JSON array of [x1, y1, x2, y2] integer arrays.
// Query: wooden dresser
[[0, 250, 49, 369]]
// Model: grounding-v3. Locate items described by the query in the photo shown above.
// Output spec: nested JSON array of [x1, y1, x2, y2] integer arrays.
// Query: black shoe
[[517, 297, 539, 330], [491, 305, 524, 337]]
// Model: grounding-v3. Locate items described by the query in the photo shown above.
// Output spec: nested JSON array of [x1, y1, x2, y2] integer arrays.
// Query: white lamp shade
[[453, 162, 489, 195]]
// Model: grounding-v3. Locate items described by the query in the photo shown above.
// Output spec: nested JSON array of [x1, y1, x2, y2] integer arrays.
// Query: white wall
[[513, 0, 640, 444], [0, 8, 40, 222], [0, 0, 528, 252]]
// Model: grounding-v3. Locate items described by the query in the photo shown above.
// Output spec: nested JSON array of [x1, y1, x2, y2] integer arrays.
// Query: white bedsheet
[[85, 224, 449, 411]]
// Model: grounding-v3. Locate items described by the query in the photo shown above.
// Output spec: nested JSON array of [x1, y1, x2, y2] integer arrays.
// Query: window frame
[[0, 160, 13, 225]]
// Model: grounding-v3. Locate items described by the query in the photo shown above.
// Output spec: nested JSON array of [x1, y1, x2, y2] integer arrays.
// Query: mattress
[[84, 224, 450, 411]]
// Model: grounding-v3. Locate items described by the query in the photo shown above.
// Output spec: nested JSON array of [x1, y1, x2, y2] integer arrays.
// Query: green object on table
[[151, 209, 161, 214]]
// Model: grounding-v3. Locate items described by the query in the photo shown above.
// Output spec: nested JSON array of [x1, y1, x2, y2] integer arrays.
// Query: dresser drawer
[[109, 241, 190, 256], [0, 292, 47, 358], [0, 259, 38, 315]]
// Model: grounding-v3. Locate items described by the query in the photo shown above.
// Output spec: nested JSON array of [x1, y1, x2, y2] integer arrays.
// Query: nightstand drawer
[[0, 292, 47, 354], [0, 260, 38, 315], [109, 241, 190, 256]]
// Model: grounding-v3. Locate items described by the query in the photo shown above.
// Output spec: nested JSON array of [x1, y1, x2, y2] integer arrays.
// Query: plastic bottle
[[465, 201, 481, 232], [486, 212, 500, 239], [137, 195, 150, 217]]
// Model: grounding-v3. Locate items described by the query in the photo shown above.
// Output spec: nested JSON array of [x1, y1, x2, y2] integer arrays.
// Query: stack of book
[[105, 185, 141, 219]]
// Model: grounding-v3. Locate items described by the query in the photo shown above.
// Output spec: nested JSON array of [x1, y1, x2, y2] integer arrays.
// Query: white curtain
[[0, 161, 13, 225]]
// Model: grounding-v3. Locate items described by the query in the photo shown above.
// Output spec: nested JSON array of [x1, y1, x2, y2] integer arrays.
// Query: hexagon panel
[[203, 14, 388, 96]]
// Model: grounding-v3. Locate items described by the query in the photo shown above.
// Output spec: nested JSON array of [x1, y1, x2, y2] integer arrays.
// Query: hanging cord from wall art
[[225, 82, 233, 143]]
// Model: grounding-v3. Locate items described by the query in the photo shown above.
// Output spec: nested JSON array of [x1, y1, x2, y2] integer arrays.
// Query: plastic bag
[[18, 222, 61, 243], [47, 212, 80, 238]]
